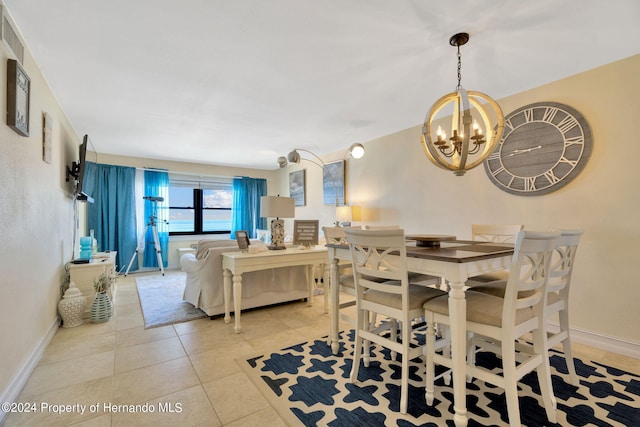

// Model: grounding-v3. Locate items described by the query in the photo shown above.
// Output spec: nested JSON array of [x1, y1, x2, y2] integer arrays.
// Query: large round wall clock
[[483, 102, 592, 196]]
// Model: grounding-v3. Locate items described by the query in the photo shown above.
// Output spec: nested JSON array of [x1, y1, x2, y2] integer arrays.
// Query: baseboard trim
[[0, 317, 59, 423], [546, 321, 640, 359]]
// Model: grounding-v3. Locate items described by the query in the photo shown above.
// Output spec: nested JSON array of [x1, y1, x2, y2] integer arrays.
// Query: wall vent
[[0, 5, 24, 64]]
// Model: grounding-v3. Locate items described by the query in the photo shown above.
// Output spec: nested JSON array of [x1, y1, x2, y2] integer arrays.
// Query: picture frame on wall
[[289, 169, 306, 206], [7, 59, 30, 137], [323, 160, 345, 205], [43, 112, 52, 163]]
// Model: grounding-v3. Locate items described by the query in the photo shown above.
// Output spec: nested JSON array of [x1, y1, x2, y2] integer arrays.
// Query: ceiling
[[4, 1, 640, 170]]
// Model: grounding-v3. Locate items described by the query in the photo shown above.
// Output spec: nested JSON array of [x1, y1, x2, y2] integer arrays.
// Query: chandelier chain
[[456, 44, 462, 90]]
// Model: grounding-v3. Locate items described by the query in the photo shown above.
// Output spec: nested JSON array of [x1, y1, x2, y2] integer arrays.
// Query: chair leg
[[559, 308, 579, 385], [425, 313, 436, 406], [534, 328, 558, 423], [350, 308, 364, 383], [390, 319, 398, 360], [501, 339, 522, 427], [363, 309, 372, 368], [399, 316, 411, 414]]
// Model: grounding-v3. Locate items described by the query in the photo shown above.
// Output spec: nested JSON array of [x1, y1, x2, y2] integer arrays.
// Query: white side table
[[67, 252, 117, 318]]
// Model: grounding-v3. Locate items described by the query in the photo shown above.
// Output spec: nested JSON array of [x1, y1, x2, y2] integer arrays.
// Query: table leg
[[306, 265, 313, 306], [223, 269, 232, 324], [329, 257, 340, 354], [448, 280, 468, 427], [233, 273, 243, 334], [323, 263, 329, 314]]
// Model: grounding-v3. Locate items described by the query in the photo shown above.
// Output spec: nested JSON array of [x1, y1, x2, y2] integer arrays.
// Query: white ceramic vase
[[58, 282, 87, 328]]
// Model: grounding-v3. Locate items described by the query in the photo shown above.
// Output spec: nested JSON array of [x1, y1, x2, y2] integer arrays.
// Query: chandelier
[[421, 33, 505, 176]]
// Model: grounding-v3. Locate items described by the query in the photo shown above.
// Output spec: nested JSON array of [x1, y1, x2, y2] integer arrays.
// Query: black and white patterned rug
[[242, 329, 640, 426]]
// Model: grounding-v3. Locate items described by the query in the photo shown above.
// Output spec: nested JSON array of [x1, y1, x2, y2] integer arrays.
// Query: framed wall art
[[43, 112, 53, 163], [323, 160, 345, 205], [7, 59, 30, 137], [289, 169, 306, 206]]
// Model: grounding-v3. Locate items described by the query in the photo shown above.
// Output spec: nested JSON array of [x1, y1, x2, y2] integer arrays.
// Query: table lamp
[[335, 205, 361, 227], [260, 196, 295, 250]]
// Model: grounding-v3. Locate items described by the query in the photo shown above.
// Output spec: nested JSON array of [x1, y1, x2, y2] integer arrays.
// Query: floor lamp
[[277, 143, 365, 224], [260, 195, 295, 250]]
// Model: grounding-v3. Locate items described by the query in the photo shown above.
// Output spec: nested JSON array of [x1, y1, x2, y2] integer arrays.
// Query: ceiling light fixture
[[421, 32, 505, 176]]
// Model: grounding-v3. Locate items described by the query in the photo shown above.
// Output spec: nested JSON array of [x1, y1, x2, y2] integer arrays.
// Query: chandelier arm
[[457, 89, 472, 174]]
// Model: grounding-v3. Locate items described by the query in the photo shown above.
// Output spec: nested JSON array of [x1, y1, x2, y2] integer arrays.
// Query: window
[[168, 178, 233, 235]]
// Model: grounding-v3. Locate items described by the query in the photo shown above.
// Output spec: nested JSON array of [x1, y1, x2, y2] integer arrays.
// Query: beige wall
[[0, 41, 81, 403], [283, 54, 640, 351]]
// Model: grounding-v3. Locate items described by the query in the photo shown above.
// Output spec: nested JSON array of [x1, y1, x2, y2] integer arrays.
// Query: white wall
[[284, 54, 640, 353], [0, 29, 82, 408]]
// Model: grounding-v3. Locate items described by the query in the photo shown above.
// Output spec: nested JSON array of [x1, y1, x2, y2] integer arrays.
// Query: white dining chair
[[424, 230, 560, 426], [465, 223, 524, 286], [468, 229, 584, 385], [322, 226, 360, 331], [345, 228, 447, 414]]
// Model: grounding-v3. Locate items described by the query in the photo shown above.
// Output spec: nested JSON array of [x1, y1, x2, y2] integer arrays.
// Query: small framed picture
[[6, 59, 30, 137], [289, 169, 305, 206], [235, 230, 250, 250]]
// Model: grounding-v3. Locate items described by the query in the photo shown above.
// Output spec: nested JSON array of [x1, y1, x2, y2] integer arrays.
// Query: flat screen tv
[[66, 135, 93, 203]]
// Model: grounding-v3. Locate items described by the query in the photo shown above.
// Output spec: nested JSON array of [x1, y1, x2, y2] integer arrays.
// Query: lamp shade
[[336, 205, 361, 223], [260, 196, 295, 218]]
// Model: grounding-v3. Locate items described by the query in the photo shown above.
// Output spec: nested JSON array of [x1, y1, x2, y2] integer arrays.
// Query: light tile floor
[[4, 270, 640, 426]]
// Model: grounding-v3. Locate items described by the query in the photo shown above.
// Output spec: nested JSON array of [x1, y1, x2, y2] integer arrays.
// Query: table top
[[221, 246, 328, 259], [326, 240, 514, 264], [68, 251, 117, 268]]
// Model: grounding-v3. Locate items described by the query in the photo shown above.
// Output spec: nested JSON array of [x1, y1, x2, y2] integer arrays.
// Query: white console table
[[67, 252, 117, 318], [222, 247, 328, 333]]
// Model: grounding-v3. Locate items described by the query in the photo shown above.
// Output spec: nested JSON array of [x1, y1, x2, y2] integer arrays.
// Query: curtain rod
[[137, 167, 271, 181]]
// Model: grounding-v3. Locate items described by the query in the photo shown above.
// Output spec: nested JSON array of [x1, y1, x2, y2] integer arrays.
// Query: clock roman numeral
[[565, 136, 584, 146], [524, 177, 536, 191], [523, 108, 534, 122], [487, 151, 501, 161], [557, 115, 579, 134], [544, 170, 561, 184], [505, 117, 515, 130], [543, 107, 559, 123], [491, 166, 505, 177], [559, 156, 578, 167]]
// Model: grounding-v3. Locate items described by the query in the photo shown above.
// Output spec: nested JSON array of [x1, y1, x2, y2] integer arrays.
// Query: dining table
[[325, 238, 514, 427]]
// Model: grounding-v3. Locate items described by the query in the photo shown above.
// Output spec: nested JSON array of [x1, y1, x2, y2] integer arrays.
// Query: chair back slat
[[345, 228, 409, 299], [472, 224, 524, 243], [548, 230, 583, 294], [322, 226, 346, 244], [503, 230, 559, 323]]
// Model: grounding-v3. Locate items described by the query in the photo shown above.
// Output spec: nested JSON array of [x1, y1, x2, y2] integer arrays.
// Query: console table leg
[[223, 269, 232, 324], [233, 273, 243, 333], [306, 265, 313, 306]]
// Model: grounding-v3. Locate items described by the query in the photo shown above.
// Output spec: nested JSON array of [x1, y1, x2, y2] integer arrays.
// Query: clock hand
[[507, 145, 542, 157]]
